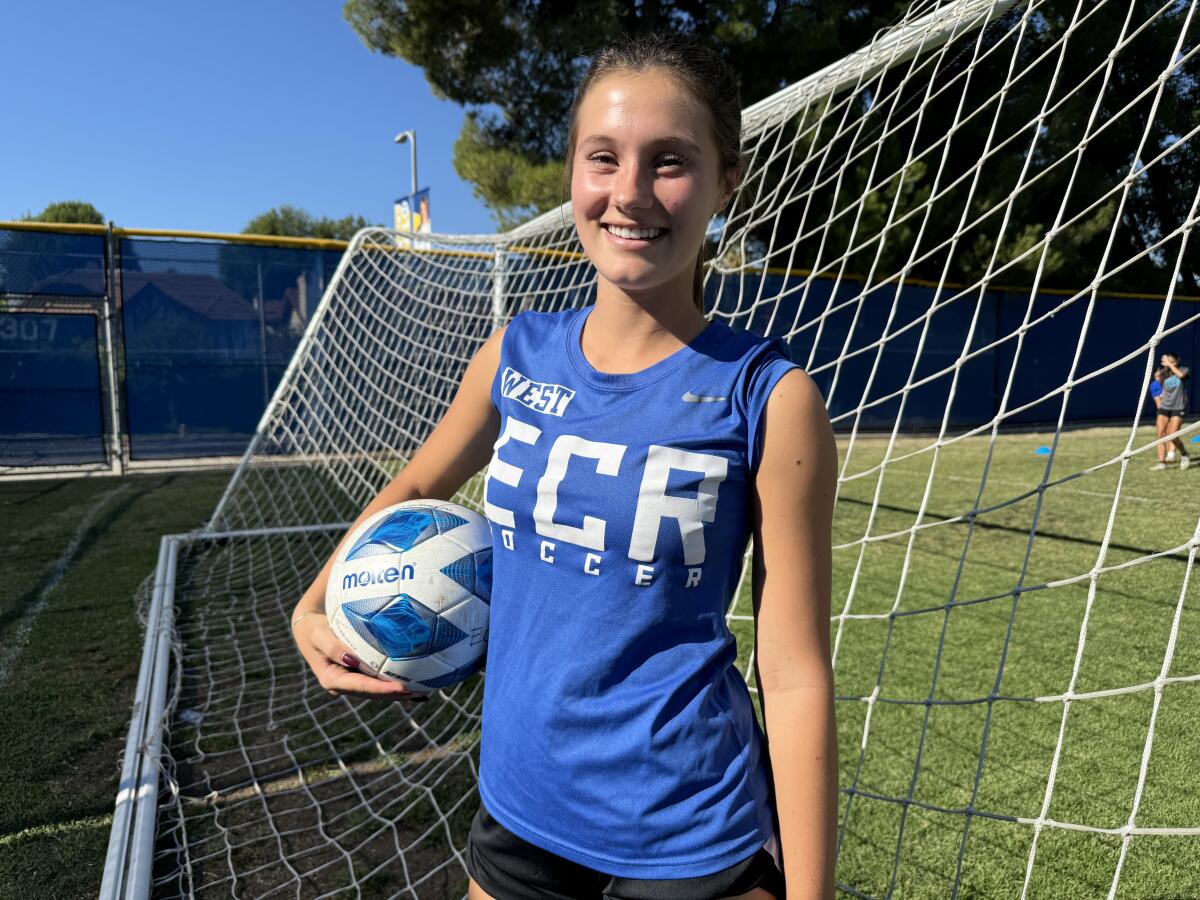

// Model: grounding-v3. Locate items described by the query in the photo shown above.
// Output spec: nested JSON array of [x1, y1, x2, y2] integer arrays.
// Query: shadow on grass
[[0, 476, 177, 635]]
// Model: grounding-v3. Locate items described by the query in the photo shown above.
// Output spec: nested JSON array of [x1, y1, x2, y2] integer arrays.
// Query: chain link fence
[[3, 221, 1196, 475], [0, 222, 345, 473]]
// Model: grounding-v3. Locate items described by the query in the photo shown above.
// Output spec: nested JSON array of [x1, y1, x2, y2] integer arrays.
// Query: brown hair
[[563, 34, 743, 313]]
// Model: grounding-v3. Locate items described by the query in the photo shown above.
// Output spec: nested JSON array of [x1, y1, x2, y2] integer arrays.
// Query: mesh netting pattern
[[137, 1, 1200, 896]]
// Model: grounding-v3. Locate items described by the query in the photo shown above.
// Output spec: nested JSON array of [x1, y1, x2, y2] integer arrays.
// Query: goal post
[[103, 0, 1200, 896]]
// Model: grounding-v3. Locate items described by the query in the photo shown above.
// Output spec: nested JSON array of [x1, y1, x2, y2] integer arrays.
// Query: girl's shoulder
[[502, 307, 580, 342], [702, 322, 803, 472]]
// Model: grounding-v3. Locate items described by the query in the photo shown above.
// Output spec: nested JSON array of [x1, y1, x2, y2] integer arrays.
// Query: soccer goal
[[102, 0, 1200, 896]]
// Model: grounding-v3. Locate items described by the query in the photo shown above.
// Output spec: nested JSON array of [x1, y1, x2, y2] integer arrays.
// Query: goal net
[[103, 0, 1200, 896]]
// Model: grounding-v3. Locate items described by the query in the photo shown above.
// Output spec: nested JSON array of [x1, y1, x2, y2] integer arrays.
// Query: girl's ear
[[716, 166, 743, 215]]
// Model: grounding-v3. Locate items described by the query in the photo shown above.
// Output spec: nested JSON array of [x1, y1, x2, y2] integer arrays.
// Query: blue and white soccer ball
[[325, 499, 492, 694]]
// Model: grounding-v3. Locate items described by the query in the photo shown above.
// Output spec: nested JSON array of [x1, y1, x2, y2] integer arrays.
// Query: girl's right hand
[[292, 612, 429, 704]]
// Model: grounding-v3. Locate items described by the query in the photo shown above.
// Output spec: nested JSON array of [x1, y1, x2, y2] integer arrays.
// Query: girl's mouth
[[602, 224, 668, 246]]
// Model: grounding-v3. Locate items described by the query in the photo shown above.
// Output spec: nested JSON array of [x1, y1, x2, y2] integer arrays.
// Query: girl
[[1154, 352, 1191, 470], [291, 34, 838, 900], [1149, 368, 1167, 469]]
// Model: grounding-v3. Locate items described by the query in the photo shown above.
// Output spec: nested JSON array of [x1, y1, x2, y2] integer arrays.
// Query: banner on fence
[[393, 188, 431, 249]]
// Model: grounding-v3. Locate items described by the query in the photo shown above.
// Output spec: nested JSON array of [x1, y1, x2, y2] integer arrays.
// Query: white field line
[[0, 813, 113, 847], [870, 468, 1153, 504], [0, 484, 129, 687]]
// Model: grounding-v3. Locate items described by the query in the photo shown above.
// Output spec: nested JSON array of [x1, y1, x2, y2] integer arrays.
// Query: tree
[[243, 205, 369, 241], [343, 0, 911, 227], [344, 0, 1198, 295], [23, 201, 105, 225], [0, 202, 107, 292], [453, 115, 566, 231]]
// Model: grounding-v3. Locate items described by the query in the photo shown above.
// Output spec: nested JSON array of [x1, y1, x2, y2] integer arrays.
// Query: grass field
[[1, 422, 1197, 898], [731, 423, 1200, 898], [0, 471, 232, 900]]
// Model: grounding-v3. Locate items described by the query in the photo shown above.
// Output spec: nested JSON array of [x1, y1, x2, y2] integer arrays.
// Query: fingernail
[[341, 652, 359, 669]]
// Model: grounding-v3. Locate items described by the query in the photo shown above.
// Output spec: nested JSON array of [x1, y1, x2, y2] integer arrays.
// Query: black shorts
[[1158, 408, 1186, 418], [466, 801, 787, 900]]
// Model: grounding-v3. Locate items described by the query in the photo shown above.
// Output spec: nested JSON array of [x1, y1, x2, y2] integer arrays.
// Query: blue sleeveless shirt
[[480, 304, 799, 878]]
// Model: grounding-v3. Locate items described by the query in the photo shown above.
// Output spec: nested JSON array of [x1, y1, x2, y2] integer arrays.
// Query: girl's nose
[[613, 161, 653, 210]]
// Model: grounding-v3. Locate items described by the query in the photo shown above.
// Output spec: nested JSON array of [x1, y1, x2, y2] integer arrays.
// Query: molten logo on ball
[[340, 564, 416, 591]]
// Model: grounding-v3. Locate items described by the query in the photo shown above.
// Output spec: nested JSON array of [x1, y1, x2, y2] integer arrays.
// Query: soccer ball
[[325, 499, 492, 694]]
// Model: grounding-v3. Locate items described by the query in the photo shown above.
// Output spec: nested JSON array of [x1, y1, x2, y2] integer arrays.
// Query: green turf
[[728, 424, 1200, 897], [2, 424, 1197, 898], [0, 471, 231, 900]]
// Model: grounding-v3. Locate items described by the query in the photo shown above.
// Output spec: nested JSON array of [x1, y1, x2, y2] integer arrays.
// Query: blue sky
[[2, 1, 497, 236]]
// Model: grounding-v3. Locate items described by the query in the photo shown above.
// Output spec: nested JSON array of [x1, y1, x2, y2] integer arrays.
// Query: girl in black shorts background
[[1152, 351, 1190, 471]]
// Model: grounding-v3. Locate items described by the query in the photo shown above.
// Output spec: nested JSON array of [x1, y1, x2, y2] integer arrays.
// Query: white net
[[114, 0, 1200, 896]]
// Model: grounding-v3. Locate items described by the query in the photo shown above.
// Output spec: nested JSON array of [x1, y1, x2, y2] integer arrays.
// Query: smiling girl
[[291, 34, 837, 900]]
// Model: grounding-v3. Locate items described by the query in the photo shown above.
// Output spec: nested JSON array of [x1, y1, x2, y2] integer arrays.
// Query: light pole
[[394, 130, 418, 198]]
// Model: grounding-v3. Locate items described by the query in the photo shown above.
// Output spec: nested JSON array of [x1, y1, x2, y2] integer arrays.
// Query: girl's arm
[[751, 367, 839, 900], [291, 325, 506, 701], [1163, 359, 1187, 378]]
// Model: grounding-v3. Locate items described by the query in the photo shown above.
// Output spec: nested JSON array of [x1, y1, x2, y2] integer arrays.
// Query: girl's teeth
[[607, 225, 665, 240]]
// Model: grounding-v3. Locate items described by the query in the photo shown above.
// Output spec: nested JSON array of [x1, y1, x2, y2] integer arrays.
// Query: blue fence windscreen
[[0, 228, 107, 297], [0, 313, 105, 466], [120, 238, 342, 459], [729, 275, 1000, 430], [718, 273, 1198, 429], [3, 225, 1197, 469], [995, 291, 1200, 425]]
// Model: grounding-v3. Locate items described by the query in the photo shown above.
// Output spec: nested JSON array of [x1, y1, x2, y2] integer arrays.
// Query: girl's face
[[570, 68, 734, 302]]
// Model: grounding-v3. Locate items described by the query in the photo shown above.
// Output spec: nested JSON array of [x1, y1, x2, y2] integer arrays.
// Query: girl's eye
[[585, 152, 687, 168]]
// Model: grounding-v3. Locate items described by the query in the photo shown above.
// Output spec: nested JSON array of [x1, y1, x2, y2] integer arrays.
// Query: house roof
[[34, 268, 260, 322]]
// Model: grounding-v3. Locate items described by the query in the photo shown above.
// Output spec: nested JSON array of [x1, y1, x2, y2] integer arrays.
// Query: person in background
[[1148, 368, 1169, 466], [1151, 351, 1190, 471]]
